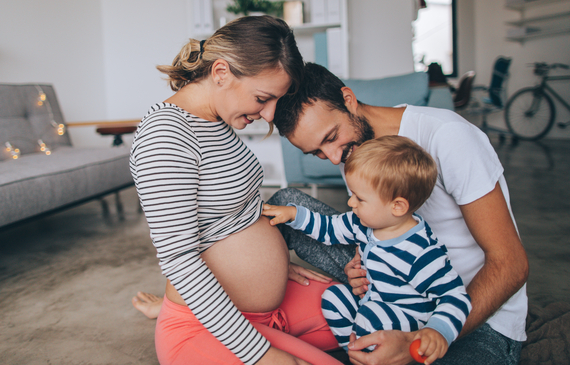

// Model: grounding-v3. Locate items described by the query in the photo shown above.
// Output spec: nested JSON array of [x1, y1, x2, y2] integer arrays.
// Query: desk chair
[[452, 71, 476, 110], [467, 57, 513, 140]]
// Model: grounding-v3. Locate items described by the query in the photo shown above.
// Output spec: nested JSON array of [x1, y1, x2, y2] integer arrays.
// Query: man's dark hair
[[273, 62, 350, 137]]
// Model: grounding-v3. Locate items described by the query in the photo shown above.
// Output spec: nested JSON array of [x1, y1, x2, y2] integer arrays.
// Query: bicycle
[[504, 62, 570, 141]]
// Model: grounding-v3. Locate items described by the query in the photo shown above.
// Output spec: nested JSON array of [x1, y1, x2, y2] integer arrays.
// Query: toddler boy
[[262, 135, 472, 364]]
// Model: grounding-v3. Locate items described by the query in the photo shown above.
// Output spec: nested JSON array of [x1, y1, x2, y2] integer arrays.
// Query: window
[[412, 0, 457, 77]]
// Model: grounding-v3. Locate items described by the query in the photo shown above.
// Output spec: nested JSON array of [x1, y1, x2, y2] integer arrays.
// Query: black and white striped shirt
[[130, 103, 269, 364]]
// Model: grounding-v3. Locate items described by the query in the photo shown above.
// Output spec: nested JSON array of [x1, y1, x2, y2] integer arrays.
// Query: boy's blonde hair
[[344, 135, 438, 212]]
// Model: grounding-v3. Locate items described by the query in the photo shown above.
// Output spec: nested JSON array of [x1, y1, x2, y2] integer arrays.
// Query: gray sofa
[[281, 71, 454, 190], [0, 83, 134, 229]]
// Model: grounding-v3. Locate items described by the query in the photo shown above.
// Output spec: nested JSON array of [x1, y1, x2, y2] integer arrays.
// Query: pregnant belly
[[198, 216, 290, 312]]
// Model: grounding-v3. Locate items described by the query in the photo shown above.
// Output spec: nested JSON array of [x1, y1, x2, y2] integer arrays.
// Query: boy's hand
[[262, 204, 297, 226], [411, 328, 448, 364]]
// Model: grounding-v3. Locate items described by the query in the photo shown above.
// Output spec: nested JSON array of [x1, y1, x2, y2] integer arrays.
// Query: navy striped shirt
[[130, 103, 269, 364], [288, 206, 472, 344]]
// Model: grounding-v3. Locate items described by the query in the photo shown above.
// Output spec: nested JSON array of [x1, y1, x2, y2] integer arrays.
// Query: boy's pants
[[321, 283, 422, 351]]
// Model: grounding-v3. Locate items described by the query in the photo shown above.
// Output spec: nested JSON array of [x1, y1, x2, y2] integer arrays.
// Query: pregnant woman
[[130, 16, 341, 365]]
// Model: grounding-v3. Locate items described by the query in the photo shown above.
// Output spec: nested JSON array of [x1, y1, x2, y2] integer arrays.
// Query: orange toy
[[409, 339, 428, 363]]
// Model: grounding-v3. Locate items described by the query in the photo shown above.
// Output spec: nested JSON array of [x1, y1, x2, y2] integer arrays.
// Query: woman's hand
[[257, 346, 312, 365], [288, 262, 333, 286], [262, 203, 297, 226], [344, 248, 369, 298]]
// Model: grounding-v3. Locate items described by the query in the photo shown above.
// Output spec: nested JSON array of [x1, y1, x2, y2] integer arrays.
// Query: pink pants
[[155, 280, 343, 365]]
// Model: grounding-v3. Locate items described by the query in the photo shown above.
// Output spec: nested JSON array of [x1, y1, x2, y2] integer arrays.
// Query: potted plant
[[226, 0, 284, 17]]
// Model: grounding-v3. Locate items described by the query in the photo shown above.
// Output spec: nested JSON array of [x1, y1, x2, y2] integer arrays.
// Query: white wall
[[469, 0, 570, 139], [0, 0, 107, 123], [100, 0, 188, 121], [348, 1, 415, 79], [455, 0, 476, 78]]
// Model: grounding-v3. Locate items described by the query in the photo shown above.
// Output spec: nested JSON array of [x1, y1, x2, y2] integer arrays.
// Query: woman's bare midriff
[[165, 216, 290, 313]]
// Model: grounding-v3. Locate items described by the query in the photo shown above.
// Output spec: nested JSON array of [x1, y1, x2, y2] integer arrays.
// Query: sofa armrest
[[427, 86, 455, 111]]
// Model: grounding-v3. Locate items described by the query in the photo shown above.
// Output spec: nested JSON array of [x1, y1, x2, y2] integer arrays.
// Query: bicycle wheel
[[505, 87, 555, 140]]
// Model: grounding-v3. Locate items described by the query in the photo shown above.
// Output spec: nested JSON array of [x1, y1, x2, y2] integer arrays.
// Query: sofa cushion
[[427, 86, 455, 111], [301, 154, 341, 178], [20, 84, 72, 150], [0, 146, 133, 227], [0, 84, 72, 161], [0, 117, 38, 161], [342, 72, 430, 107], [280, 137, 345, 186]]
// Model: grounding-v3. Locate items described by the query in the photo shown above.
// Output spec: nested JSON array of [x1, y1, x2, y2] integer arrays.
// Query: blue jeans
[[435, 324, 521, 365], [267, 188, 523, 365]]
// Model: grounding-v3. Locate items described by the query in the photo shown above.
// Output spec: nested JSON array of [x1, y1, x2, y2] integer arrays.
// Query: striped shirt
[[288, 206, 472, 344], [130, 103, 270, 364]]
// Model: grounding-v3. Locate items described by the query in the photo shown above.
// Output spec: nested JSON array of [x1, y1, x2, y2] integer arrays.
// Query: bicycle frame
[[542, 74, 570, 112]]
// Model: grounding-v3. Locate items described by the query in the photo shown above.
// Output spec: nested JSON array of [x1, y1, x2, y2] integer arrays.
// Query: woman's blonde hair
[[157, 15, 303, 93], [344, 135, 438, 212]]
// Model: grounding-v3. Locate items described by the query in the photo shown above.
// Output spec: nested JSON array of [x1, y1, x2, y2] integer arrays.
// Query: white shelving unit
[[292, 0, 349, 79], [234, 123, 287, 188], [506, 0, 568, 10], [505, 0, 570, 42]]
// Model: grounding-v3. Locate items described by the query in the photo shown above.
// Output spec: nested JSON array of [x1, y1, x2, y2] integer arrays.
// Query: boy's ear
[[391, 197, 410, 217]]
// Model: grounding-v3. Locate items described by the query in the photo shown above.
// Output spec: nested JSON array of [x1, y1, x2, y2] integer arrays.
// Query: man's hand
[[262, 203, 297, 226], [344, 248, 369, 298], [347, 331, 416, 365], [288, 262, 333, 286]]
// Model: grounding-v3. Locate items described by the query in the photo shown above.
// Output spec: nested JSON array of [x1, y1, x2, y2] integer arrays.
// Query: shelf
[[507, 26, 570, 41], [292, 21, 341, 35], [505, 0, 570, 42], [506, 10, 570, 25], [292, 0, 349, 79], [506, 0, 569, 11]]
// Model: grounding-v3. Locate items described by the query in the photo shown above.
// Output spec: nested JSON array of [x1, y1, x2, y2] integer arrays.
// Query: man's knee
[[266, 187, 303, 205], [435, 324, 522, 365]]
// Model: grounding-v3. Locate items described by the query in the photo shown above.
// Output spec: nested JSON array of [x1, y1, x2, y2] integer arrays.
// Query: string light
[[37, 92, 46, 106], [5, 142, 20, 159], [37, 139, 51, 155], [50, 120, 66, 135], [34, 85, 66, 136]]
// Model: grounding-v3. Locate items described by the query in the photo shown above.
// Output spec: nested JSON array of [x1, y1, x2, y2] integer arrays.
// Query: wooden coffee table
[[96, 125, 138, 146]]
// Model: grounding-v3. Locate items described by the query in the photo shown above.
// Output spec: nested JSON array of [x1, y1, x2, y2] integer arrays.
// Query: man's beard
[[340, 113, 375, 163]]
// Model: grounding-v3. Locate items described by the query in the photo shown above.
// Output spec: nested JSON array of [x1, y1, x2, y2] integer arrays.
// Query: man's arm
[[457, 181, 529, 336]]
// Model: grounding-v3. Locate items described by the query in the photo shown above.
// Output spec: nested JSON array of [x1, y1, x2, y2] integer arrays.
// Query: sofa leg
[[115, 192, 124, 220], [99, 198, 110, 219]]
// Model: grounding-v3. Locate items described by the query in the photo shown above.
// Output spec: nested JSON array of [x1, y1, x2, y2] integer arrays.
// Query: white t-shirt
[[341, 105, 527, 341]]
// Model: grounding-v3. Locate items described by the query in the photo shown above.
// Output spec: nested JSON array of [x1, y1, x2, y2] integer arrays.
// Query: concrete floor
[[0, 136, 569, 364]]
